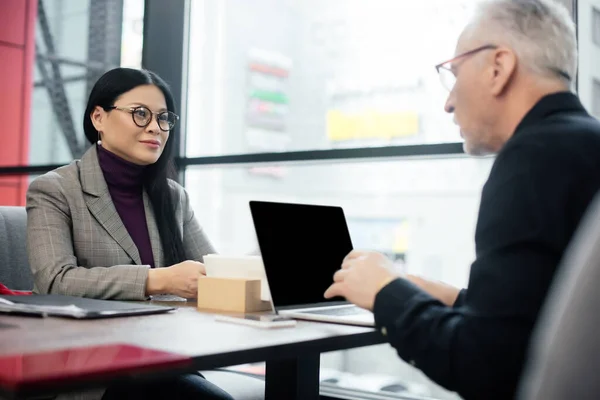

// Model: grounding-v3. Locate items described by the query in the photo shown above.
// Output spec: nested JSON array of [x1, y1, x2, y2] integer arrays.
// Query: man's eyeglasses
[[435, 44, 572, 92], [435, 45, 498, 92], [107, 106, 179, 132]]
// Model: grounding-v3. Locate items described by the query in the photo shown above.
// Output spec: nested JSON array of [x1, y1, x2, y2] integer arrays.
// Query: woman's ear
[[90, 106, 106, 133]]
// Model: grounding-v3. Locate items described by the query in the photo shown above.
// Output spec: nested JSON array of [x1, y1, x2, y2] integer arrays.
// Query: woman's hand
[[146, 261, 206, 298]]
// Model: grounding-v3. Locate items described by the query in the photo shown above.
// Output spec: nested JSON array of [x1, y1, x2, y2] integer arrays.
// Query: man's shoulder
[[511, 112, 600, 152], [499, 113, 600, 171]]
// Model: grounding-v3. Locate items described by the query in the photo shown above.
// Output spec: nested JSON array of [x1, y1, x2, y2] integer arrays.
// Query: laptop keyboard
[[303, 307, 371, 316]]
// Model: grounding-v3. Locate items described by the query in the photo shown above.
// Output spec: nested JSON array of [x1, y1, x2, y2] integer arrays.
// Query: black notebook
[[0, 294, 175, 319]]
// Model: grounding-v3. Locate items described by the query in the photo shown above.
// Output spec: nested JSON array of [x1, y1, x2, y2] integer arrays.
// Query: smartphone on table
[[215, 313, 297, 329]]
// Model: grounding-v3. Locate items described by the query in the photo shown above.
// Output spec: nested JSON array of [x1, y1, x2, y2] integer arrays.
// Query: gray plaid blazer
[[26, 145, 215, 300]]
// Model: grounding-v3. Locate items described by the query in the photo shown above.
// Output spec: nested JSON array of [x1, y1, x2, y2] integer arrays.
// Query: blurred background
[[0, 0, 592, 398]]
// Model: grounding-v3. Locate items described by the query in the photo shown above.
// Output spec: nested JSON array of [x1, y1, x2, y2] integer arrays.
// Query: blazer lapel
[[79, 146, 142, 265], [143, 192, 164, 268]]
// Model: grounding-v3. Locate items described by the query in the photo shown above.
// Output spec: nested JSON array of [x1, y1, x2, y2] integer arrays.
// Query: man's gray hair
[[473, 0, 577, 86]]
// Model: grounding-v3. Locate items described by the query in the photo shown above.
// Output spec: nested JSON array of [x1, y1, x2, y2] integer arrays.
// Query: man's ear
[[490, 47, 517, 96], [90, 106, 106, 133]]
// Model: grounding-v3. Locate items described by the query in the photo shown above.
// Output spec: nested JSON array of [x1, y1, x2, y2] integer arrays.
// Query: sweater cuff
[[453, 288, 468, 308], [373, 277, 424, 335]]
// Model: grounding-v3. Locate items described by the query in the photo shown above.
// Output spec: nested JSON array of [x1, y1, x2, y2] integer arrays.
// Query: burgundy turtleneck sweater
[[97, 146, 156, 268]]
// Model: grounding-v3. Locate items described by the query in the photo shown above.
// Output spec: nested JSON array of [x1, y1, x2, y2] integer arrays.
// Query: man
[[324, 1, 600, 399]]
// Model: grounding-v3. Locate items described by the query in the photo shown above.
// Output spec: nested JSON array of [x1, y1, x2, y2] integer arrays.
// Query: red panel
[[0, 45, 24, 167], [0, 0, 37, 206], [0, 0, 27, 46], [0, 182, 20, 206], [18, 0, 37, 204]]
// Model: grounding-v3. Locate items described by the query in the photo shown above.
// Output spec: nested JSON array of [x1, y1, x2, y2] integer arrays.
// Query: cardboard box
[[197, 277, 271, 313]]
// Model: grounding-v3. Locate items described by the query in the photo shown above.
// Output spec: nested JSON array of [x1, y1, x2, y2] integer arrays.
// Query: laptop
[[0, 294, 175, 319], [249, 200, 374, 327]]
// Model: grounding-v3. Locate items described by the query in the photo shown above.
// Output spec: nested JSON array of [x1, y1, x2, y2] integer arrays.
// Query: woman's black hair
[[83, 67, 186, 266]]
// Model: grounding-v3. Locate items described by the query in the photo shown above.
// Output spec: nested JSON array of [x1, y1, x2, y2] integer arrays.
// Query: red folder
[[0, 283, 32, 296], [0, 344, 192, 393]]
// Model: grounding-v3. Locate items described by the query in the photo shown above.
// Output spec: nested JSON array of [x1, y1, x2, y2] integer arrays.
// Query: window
[[578, 1, 600, 117], [593, 79, 600, 118], [30, 0, 144, 167], [120, 0, 145, 69], [181, 1, 492, 396], [186, 155, 492, 397], [0, 0, 144, 206], [185, 0, 479, 157], [593, 7, 600, 46], [186, 156, 493, 295]]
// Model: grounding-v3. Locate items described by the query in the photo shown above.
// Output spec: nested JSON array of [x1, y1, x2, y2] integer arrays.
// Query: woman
[[26, 67, 234, 400]]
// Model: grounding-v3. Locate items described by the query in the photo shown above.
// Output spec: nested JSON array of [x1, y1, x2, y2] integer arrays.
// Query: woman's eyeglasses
[[107, 106, 179, 132]]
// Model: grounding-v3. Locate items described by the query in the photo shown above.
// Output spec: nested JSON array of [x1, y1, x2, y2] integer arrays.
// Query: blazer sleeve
[[169, 180, 217, 261], [26, 173, 150, 300]]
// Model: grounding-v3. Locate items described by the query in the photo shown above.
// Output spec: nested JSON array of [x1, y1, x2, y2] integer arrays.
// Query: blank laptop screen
[[249, 201, 353, 309]]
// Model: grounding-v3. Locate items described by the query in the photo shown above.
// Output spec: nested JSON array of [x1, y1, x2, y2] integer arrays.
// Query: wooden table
[[0, 302, 385, 399]]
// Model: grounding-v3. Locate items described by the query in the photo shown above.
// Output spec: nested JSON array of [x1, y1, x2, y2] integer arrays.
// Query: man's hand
[[324, 250, 398, 310]]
